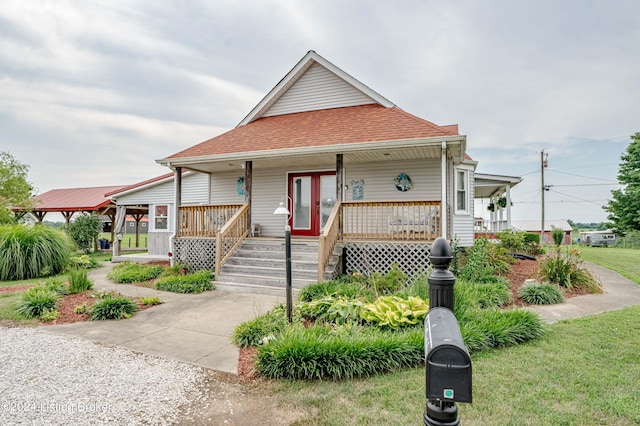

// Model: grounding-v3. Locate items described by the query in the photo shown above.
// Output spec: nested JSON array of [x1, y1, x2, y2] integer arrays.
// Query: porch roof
[[474, 173, 522, 199], [158, 104, 464, 169]]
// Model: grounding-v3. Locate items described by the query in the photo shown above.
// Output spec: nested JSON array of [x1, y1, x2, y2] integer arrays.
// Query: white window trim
[[151, 204, 171, 232], [454, 168, 470, 215]]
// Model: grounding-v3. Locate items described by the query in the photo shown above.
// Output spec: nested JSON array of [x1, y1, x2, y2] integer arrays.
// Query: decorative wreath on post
[[394, 173, 413, 192]]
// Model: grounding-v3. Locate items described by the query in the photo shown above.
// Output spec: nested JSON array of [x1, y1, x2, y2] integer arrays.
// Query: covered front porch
[[174, 199, 442, 282]]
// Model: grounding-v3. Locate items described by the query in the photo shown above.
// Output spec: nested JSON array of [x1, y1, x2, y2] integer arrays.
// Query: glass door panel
[[292, 176, 311, 230], [320, 175, 337, 231]]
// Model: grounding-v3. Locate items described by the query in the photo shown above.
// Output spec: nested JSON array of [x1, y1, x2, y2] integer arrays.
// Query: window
[[153, 204, 169, 231], [455, 169, 469, 213]]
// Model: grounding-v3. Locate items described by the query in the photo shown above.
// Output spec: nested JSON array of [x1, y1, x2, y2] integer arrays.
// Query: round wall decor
[[394, 173, 412, 191]]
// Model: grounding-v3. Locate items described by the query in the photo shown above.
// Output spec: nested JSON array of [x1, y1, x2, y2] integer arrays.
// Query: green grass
[[0, 292, 35, 322], [273, 306, 640, 425], [575, 245, 640, 285], [99, 233, 147, 248]]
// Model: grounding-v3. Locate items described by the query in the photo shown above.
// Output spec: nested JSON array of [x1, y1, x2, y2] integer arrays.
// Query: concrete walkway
[[45, 261, 640, 374], [46, 263, 282, 374], [526, 262, 640, 323]]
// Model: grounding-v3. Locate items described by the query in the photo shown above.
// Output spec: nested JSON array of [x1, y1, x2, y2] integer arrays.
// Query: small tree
[[0, 151, 34, 224], [66, 213, 103, 253], [605, 132, 640, 232], [552, 228, 564, 246]]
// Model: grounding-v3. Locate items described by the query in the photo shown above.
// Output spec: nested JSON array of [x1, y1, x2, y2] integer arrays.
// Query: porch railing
[[215, 204, 250, 273], [178, 204, 244, 237], [318, 202, 341, 282], [342, 200, 441, 241]]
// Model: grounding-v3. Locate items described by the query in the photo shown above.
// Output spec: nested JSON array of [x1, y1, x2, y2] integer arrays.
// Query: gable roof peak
[[238, 51, 395, 126]]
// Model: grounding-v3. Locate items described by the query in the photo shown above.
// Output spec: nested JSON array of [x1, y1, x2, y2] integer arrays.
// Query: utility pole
[[541, 150, 548, 244]]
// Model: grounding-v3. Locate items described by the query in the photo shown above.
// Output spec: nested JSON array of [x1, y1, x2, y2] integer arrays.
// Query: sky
[[1, 1, 638, 224]]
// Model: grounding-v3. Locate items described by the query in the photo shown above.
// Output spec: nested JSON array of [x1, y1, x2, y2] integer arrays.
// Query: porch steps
[[214, 238, 342, 296]]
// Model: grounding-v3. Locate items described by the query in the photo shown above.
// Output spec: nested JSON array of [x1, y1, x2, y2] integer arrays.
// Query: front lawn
[[574, 245, 640, 285], [272, 306, 640, 425]]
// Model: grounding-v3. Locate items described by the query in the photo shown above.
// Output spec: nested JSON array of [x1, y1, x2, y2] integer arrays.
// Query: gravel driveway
[[0, 326, 207, 425]]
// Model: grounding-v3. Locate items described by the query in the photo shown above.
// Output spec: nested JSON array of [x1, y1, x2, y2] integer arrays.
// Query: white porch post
[[505, 184, 512, 229], [441, 142, 448, 240]]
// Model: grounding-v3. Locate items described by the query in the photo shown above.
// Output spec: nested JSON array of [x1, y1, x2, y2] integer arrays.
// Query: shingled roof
[[165, 104, 459, 160]]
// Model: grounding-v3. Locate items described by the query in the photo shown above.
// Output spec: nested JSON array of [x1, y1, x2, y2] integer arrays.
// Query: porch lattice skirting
[[344, 242, 432, 280], [173, 237, 216, 271]]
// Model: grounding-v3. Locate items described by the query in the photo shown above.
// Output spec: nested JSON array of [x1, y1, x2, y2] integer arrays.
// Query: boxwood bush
[[154, 270, 214, 293]]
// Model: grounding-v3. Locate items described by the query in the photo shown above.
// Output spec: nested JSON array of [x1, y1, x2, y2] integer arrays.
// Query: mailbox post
[[424, 237, 472, 426]]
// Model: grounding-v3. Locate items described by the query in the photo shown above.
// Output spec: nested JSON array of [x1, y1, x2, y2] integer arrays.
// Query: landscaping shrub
[[40, 277, 68, 295], [256, 325, 424, 380], [154, 270, 214, 293], [68, 254, 100, 269], [232, 306, 288, 347], [90, 294, 138, 320], [552, 228, 564, 246], [518, 282, 565, 305], [469, 309, 546, 347], [458, 238, 511, 282], [497, 229, 524, 253], [523, 232, 540, 244], [67, 267, 93, 294], [14, 287, 60, 318], [298, 296, 365, 325], [368, 263, 407, 294], [0, 224, 74, 280], [139, 296, 162, 306], [538, 249, 602, 292], [299, 276, 373, 302], [107, 262, 164, 283], [475, 281, 511, 308]]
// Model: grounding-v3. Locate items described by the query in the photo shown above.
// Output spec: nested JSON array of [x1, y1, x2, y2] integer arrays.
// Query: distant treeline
[[567, 220, 608, 231]]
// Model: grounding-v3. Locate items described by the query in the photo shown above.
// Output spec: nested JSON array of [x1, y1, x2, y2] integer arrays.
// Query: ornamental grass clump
[[14, 287, 60, 319], [232, 306, 288, 347], [256, 324, 423, 380], [0, 224, 75, 281], [538, 249, 602, 293], [67, 267, 93, 294], [519, 282, 565, 305], [154, 270, 214, 293], [90, 294, 138, 320], [107, 262, 164, 283]]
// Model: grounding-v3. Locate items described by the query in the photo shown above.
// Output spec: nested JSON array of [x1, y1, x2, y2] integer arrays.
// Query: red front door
[[288, 172, 336, 237]]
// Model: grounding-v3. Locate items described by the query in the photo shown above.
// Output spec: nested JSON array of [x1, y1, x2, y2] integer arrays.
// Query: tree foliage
[[605, 132, 640, 232], [66, 213, 103, 252], [0, 151, 34, 224]]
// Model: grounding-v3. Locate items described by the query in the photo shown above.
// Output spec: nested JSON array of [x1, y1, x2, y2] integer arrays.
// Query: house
[[512, 220, 573, 245], [150, 51, 502, 290], [107, 171, 210, 259]]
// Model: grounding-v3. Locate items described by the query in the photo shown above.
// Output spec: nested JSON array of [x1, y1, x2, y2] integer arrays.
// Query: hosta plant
[[360, 295, 429, 329]]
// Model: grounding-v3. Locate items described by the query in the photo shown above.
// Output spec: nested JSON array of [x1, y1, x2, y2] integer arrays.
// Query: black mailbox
[[425, 307, 472, 403]]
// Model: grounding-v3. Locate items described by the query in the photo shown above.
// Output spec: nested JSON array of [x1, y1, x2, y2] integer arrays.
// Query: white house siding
[[209, 171, 247, 204], [451, 165, 475, 247], [114, 172, 209, 255], [251, 168, 289, 237], [115, 173, 209, 206], [344, 159, 441, 201], [263, 62, 376, 117]]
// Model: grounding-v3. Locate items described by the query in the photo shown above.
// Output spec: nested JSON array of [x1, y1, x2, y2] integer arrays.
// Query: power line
[[547, 169, 618, 183]]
